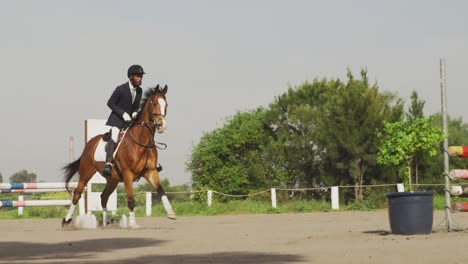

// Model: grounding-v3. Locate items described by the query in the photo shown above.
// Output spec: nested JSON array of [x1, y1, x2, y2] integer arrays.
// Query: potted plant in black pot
[[377, 117, 444, 235]]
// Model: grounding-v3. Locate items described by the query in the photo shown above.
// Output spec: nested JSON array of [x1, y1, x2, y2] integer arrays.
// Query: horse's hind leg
[[145, 169, 176, 219], [100, 178, 119, 226], [63, 164, 96, 225]]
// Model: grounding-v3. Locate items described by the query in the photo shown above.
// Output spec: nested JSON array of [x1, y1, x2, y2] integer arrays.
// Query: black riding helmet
[[127, 65, 146, 78]]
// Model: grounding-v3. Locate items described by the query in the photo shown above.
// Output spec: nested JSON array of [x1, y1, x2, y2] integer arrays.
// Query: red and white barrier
[[0, 199, 71, 208], [0, 189, 68, 194], [0, 182, 83, 216], [0, 182, 78, 190]]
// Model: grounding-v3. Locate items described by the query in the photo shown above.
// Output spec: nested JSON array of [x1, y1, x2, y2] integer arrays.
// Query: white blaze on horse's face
[[156, 97, 167, 133]]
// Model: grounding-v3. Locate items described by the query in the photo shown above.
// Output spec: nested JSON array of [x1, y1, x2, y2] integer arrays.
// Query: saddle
[[102, 130, 124, 143], [94, 130, 125, 162], [97, 129, 163, 176]]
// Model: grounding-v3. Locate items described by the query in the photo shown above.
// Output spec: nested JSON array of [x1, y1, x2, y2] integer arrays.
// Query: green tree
[[0, 172, 3, 183], [265, 78, 334, 189], [187, 108, 272, 198], [406, 90, 426, 183], [187, 68, 404, 202], [9, 170, 37, 183], [314, 69, 403, 200], [377, 118, 444, 191], [406, 91, 425, 121]]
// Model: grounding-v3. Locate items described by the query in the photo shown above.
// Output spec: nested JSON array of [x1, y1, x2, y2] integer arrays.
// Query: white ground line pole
[[440, 58, 453, 232], [207, 190, 213, 207], [331, 186, 339, 210], [397, 183, 405, 192], [146, 192, 152, 216], [18, 195, 24, 216], [271, 188, 277, 208]]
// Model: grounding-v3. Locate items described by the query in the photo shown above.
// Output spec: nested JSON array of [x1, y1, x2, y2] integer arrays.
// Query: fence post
[[271, 188, 277, 208], [18, 195, 24, 216], [331, 186, 339, 210], [207, 190, 213, 207], [146, 192, 152, 216], [397, 183, 404, 192]]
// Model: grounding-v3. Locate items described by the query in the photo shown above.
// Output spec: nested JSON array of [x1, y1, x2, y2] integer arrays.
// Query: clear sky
[[1, 1, 467, 185]]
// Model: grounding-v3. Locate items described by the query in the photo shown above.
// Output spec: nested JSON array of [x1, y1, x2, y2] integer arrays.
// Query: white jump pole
[[1, 200, 71, 208], [0, 182, 78, 190], [271, 188, 277, 208], [1, 189, 69, 194], [18, 195, 24, 216], [146, 192, 152, 216], [331, 186, 339, 210], [207, 190, 213, 207]]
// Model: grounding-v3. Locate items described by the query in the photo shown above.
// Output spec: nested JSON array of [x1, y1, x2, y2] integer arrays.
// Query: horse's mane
[[135, 85, 166, 121]]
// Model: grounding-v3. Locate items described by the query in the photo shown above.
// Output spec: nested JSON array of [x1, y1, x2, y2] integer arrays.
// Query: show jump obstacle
[[0, 182, 83, 216], [0, 119, 117, 216], [447, 146, 468, 211]]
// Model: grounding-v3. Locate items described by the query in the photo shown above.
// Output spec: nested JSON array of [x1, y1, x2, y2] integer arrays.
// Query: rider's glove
[[123, 112, 132, 122], [132, 112, 138, 120]]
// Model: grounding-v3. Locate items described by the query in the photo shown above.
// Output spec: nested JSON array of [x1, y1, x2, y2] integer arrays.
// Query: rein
[[126, 122, 167, 149], [114, 97, 167, 182], [122, 98, 167, 149]]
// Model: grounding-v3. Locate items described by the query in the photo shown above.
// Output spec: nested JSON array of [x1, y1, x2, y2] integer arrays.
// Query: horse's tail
[[63, 157, 81, 193]]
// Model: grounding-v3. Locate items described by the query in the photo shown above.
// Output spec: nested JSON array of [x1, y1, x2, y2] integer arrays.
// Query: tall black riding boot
[[102, 139, 116, 176]]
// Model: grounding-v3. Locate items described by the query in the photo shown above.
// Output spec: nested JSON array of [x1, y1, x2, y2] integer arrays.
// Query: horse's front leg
[[100, 178, 119, 226], [123, 172, 138, 228], [158, 186, 176, 219], [145, 169, 176, 219]]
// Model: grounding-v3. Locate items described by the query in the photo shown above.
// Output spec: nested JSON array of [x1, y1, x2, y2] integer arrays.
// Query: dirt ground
[[1, 210, 468, 263]]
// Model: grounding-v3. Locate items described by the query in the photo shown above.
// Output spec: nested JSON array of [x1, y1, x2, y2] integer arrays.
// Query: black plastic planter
[[386, 190, 435, 235]]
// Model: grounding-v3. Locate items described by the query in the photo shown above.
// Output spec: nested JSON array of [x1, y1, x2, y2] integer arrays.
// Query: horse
[[61, 84, 175, 228]]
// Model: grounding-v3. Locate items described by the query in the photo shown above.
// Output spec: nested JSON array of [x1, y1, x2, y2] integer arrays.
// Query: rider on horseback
[[102, 65, 144, 176]]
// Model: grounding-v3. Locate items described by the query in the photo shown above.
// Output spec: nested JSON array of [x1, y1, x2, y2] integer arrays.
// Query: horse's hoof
[[167, 213, 176, 220], [62, 218, 72, 227]]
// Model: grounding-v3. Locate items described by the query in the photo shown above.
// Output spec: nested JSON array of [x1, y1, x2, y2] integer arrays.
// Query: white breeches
[[110, 127, 119, 142]]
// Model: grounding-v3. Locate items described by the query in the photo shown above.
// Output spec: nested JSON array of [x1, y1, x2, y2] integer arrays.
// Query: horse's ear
[[155, 84, 160, 92], [162, 85, 168, 95]]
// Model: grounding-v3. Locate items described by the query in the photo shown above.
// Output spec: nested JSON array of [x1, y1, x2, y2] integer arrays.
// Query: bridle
[[112, 90, 168, 181], [149, 99, 166, 130], [125, 95, 167, 150]]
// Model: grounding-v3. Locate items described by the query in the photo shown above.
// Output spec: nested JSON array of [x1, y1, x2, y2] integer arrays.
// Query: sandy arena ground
[[1, 210, 468, 263]]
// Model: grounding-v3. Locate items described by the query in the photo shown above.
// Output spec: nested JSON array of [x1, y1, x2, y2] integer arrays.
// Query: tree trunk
[[358, 171, 364, 200], [360, 158, 367, 200], [354, 177, 359, 200], [407, 160, 412, 192], [355, 159, 365, 201], [415, 158, 419, 184]]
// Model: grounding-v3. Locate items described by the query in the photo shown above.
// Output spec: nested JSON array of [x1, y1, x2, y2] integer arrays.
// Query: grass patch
[[0, 194, 455, 220], [0, 199, 331, 219]]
